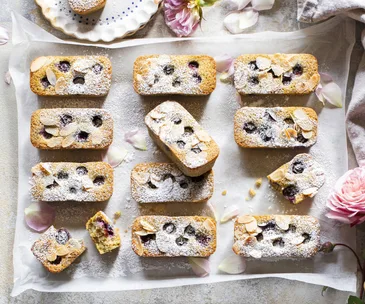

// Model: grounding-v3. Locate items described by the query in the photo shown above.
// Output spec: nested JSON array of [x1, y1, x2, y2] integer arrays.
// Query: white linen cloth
[[298, 0, 365, 166]]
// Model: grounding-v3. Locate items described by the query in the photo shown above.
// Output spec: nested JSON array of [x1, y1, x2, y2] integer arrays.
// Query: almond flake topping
[[302, 131, 313, 139], [46, 252, 57, 262], [55, 77, 67, 94], [62, 134, 75, 148], [91, 129, 103, 145], [237, 215, 255, 224], [256, 57, 271, 70], [134, 237, 144, 256], [268, 168, 285, 182], [40, 116, 57, 126], [31, 57, 48, 72], [302, 187, 318, 196], [60, 122, 78, 137], [195, 130, 211, 142], [245, 218, 258, 233], [275, 215, 290, 230], [132, 171, 150, 185], [140, 220, 157, 232], [285, 128, 297, 139], [291, 235, 305, 245], [45, 126, 59, 136], [46, 68, 57, 86], [203, 218, 215, 231], [46, 137, 63, 148]]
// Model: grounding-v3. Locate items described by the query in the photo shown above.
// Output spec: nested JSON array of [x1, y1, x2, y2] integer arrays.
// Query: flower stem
[[333, 243, 363, 273]]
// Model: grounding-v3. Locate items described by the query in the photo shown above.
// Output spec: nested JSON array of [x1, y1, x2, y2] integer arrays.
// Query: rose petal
[[321, 82, 342, 108], [188, 257, 210, 277], [103, 146, 128, 168], [0, 26, 9, 45], [4, 71, 11, 85], [251, 0, 275, 11], [221, 0, 251, 11], [125, 128, 147, 151], [218, 255, 246, 274], [214, 54, 234, 73], [24, 202, 56, 232], [224, 9, 259, 34], [220, 205, 239, 223]]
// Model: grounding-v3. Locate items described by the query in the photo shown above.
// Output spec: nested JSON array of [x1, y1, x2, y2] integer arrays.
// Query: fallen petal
[[207, 202, 219, 221], [315, 84, 325, 105], [251, 0, 275, 10], [321, 82, 342, 108], [221, 0, 251, 11], [24, 202, 56, 232], [125, 128, 147, 151], [224, 9, 259, 34], [214, 54, 234, 73], [4, 71, 11, 85], [319, 72, 333, 84], [220, 63, 235, 83], [188, 257, 210, 277], [0, 26, 9, 45], [103, 146, 128, 168], [218, 255, 246, 274], [220, 205, 239, 223]]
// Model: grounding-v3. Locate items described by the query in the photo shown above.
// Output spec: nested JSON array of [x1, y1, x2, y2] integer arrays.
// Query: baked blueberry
[[46, 180, 59, 189], [76, 131, 89, 142], [273, 237, 285, 247], [173, 117, 182, 124], [243, 122, 257, 134], [148, 181, 157, 189], [262, 222, 276, 231], [60, 114, 73, 126], [175, 236, 188, 246], [57, 171, 69, 180], [50, 256, 62, 265], [179, 181, 189, 189], [282, 73, 292, 85], [162, 173, 175, 182], [69, 187, 77, 194], [292, 161, 306, 174], [282, 185, 299, 202], [163, 223, 176, 234], [196, 233, 210, 246], [249, 76, 259, 85], [302, 233, 311, 243], [154, 75, 159, 84], [76, 166, 88, 175], [256, 233, 263, 242], [40, 128, 53, 139], [191, 147, 202, 154], [297, 133, 308, 143], [141, 234, 156, 245], [284, 117, 295, 125], [104, 223, 114, 236], [92, 115, 103, 127], [92, 64, 103, 74], [172, 78, 181, 87], [268, 69, 279, 78], [73, 76, 85, 85], [163, 65, 175, 75], [55, 228, 70, 245], [184, 126, 194, 135], [41, 77, 51, 88], [292, 63, 303, 76], [184, 225, 195, 236], [93, 176, 105, 186], [188, 61, 199, 69], [259, 125, 273, 142], [192, 73, 202, 83], [287, 224, 296, 233], [57, 61, 71, 73], [177, 140, 186, 149], [248, 61, 259, 71]]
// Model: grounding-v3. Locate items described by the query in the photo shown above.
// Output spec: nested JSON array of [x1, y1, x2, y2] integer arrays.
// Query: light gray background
[[0, 0, 364, 303]]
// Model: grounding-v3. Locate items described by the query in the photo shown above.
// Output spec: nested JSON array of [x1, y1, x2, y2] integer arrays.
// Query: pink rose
[[163, 0, 201, 37], [326, 166, 365, 226]]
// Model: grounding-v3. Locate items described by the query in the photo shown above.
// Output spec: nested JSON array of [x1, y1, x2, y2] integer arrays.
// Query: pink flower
[[326, 166, 365, 226], [163, 0, 201, 37]]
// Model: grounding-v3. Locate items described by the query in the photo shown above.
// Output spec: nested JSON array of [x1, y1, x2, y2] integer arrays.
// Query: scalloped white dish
[[35, 0, 162, 42]]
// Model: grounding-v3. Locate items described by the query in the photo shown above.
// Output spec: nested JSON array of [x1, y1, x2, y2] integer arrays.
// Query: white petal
[[214, 54, 234, 73], [251, 0, 275, 11], [4, 71, 11, 85], [103, 146, 128, 168], [207, 202, 219, 221], [224, 9, 259, 34], [188, 257, 210, 277], [221, 0, 251, 11], [218, 255, 246, 274], [125, 128, 147, 151], [0, 26, 9, 45], [220, 205, 239, 223], [24, 202, 55, 232], [236, 92, 243, 106], [220, 63, 235, 83], [315, 84, 325, 105], [321, 82, 342, 108], [319, 72, 333, 85]]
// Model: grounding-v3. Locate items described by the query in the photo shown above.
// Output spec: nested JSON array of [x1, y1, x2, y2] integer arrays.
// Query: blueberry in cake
[[31, 226, 86, 273], [233, 215, 320, 259], [131, 216, 216, 257], [267, 153, 325, 204]]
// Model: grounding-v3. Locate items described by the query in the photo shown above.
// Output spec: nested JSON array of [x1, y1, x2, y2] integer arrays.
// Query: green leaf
[[348, 295, 364, 304], [198, 0, 219, 7], [321, 286, 328, 296]]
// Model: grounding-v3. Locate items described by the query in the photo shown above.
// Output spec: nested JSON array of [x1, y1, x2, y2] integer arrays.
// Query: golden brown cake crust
[[234, 107, 318, 148], [133, 55, 216, 95], [145, 101, 220, 177], [234, 53, 320, 95], [131, 215, 217, 257], [86, 211, 121, 254], [31, 162, 113, 202], [30, 56, 112, 96], [31, 226, 86, 273], [69, 0, 107, 15], [232, 215, 320, 259], [130, 163, 214, 203], [30, 108, 113, 150]]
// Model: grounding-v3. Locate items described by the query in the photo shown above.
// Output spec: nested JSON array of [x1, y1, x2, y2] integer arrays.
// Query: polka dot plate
[[35, 0, 162, 42]]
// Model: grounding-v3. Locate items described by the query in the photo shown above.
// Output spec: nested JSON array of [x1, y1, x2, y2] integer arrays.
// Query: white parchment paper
[[10, 13, 357, 296]]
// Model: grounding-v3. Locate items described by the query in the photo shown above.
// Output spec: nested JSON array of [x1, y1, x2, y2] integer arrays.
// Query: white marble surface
[[0, 0, 364, 303]]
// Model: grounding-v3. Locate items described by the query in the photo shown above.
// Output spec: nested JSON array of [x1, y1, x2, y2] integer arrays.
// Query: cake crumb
[[113, 211, 122, 224], [249, 188, 256, 198], [222, 190, 227, 196], [255, 178, 263, 188], [124, 230, 128, 233]]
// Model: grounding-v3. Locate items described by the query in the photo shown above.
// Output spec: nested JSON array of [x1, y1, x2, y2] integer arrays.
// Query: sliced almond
[[291, 235, 305, 245], [67, 238, 82, 250], [79, 123, 93, 133], [268, 168, 285, 182], [237, 215, 255, 224], [234, 229, 246, 239], [243, 236, 258, 246], [46, 252, 57, 262], [62, 134, 75, 148], [150, 111, 166, 120], [140, 219, 156, 232], [45, 126, 59, 136], [249, 249, 262, 259], [245, 218, 258, 233], [40, 163, 52, 175], [132, 171, 150, 185], [91, 129, 103, 145], [296, 119, 313, 131], [271, 64, 285, 76], [256, 57, 271, 70], [55, 245, 69, 256], [46, 68, 57, 86], [150, 173, 162, 182], [135, 229, 154, 236], [195, 130, 211, 142], [203, 218, 215, 231], [275, 215, 290, 230], [40, 116, 58, 126], [285, 173, 295, 181], [134, 237, 144, 256], [60, 122, 78, 137], [31, 56, 48, 72], [55, 77, 67, 94], [46, 137, 62, 148], [284, 128, 297, 139], [308, 74, 320, 90], [302, 187, 318, 197], [293, 109, 309, 120], [302, 130, 313, 139]]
